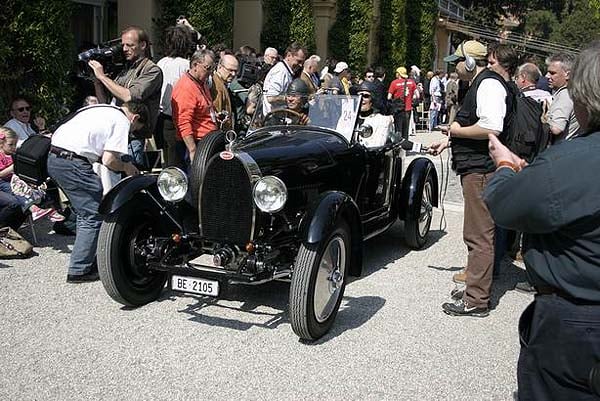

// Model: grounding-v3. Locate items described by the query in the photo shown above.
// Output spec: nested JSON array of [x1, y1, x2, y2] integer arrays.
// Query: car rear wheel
[[97, 197, 168, 306], [404, 172, 434, 249], [189, 130, 224, 205], [289, 221, 350, 341]]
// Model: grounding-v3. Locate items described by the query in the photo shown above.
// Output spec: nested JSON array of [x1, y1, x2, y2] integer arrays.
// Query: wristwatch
[[120, 154, 133, 163], [496, 160, 519, 172]]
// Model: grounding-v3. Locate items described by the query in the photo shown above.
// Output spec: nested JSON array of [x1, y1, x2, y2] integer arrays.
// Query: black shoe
[[442, 299, 489, 317], [53, 221, 75, 236], [66, 270, 100, 283], [450, 287, 464, 301], [515, 281, 535, 293]]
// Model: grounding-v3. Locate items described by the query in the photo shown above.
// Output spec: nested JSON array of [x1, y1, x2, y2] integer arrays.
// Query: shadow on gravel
[[358, 222, 447, 280], [163, 283, 384, 341], [303, 295, 386, 344], [489, 261, 529, 310]]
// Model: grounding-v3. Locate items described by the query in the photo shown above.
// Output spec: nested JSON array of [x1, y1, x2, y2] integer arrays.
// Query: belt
[[50, 146, 93, 164], [536, 285, 600, 305]]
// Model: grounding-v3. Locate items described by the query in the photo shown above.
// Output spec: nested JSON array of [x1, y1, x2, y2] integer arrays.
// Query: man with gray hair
[[300, 55, 321, 95], [515, 63, 552, 104], [263, 47, 279, 65], [546, 53, 580, 141], [483, 40, 600, 400]]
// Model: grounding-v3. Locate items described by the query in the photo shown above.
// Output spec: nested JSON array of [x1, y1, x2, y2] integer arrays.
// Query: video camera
[[77, 39, 125, 78], [237, 55, 269, 88]]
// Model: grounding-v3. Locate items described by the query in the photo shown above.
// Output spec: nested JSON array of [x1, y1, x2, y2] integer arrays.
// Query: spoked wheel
[[97, 198, 169, 306], [404, 172, 434, 249], [289, 221, 351, 341]]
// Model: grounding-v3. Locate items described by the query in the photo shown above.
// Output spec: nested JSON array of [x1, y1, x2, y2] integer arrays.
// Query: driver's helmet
[[355, 80, 376, 96], [286, 78, 309, 98]]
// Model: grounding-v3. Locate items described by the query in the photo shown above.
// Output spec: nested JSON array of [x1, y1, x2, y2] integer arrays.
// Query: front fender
[[299, 191, 363, 277], [398, 157, 438, 221], [99, 174, 158, 215]]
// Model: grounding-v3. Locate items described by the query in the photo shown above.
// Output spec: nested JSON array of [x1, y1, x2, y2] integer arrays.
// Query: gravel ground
[[0, 131, 531, 400]]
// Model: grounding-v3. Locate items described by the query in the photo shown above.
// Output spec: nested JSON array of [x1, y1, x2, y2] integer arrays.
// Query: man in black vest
[[429, 40, 510, 317]]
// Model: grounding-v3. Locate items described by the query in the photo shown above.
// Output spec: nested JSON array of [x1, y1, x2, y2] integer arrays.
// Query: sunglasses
[[359, 93, 371, 99], [365, 75, 374, 79], [14, 106, 31, 112]]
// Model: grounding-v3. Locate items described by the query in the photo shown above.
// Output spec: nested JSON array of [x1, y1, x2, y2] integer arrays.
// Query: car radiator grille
[[200, 156, 253, 246]]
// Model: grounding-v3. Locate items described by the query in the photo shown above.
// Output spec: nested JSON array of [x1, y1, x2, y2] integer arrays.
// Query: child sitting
[[0, 127, 63, 221]]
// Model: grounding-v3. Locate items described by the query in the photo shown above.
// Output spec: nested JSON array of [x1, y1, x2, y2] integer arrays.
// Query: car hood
[[232, 128, 351, 176]]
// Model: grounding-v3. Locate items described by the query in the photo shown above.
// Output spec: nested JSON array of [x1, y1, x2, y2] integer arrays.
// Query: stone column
[[313, 0, 337, 58], [233, 0, 263, 51]]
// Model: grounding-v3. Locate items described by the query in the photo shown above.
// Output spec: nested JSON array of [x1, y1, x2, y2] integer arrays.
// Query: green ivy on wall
[[0, 0, 74, 122], [261, 0, 316, 53], [155, 0, 234, 51]]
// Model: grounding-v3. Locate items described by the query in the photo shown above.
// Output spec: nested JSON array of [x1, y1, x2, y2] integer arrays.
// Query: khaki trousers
[[461, 172, 495, 308]]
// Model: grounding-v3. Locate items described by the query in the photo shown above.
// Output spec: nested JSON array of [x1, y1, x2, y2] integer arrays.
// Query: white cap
[[333, 61, 349, 73]]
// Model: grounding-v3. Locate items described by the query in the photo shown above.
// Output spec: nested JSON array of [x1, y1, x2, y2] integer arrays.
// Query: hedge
[[0, 1, 74, 123], [261, 0, 316, 54]]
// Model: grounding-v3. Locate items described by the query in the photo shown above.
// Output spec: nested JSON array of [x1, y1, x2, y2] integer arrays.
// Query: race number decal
[[335, 98, 356, 135]]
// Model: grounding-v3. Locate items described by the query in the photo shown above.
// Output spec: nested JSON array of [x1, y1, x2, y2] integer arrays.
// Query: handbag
[[0, 227, 33, 258]]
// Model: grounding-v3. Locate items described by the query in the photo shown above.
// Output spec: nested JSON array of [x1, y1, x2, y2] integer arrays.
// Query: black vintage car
[[97, 95, 438, 341]]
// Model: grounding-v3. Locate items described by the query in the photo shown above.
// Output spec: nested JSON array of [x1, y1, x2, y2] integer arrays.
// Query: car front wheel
[[97, 197, 168, 307], [289, 221, 350, 341], [404, 172, 434, 249]]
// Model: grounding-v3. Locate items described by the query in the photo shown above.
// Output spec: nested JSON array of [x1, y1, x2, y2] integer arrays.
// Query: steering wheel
[[263, 108, 306, 126]]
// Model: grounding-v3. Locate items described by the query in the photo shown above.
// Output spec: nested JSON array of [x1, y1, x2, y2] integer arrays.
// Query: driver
[[263, 79, 310, 126], [356, 81, 395, 147]]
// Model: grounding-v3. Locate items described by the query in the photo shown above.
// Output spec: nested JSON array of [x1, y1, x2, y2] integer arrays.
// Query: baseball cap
[[333, 61, 349, 73], [444, 40, 487, 63], [396, 66, 408, 78]]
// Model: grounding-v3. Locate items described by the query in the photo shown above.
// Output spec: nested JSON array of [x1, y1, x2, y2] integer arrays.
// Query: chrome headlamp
[[253, 176, 287, 213], [157, 167, 188, 202]]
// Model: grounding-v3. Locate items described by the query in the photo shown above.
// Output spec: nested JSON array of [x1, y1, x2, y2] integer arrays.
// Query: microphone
[[400, 139, 428, 153]]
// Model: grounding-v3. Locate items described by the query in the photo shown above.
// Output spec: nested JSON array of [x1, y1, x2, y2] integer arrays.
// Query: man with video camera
[[89, 26, 163, 167]]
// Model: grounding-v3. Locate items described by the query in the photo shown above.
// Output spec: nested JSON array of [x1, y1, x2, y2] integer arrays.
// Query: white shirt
[[359, 113, 395, 148], [476, 78, 507, 133], [157, 56, 190, 116], [262, 61, 294, 114], [52, 105, 130, 160], [3, 118, 36, 147]]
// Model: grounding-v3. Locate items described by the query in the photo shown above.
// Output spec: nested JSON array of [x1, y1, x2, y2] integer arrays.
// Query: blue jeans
[[129, 138, 145, 167], [0, 180, 28, 207], [47, 154, 103, 275], [429, 108, 439, 131]]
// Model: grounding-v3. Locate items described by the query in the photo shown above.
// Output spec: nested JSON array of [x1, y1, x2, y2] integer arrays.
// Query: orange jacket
[[171, 72, 217, 140]]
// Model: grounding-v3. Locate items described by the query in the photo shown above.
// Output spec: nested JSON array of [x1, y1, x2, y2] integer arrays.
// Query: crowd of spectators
[[2, 19, 600, 398]]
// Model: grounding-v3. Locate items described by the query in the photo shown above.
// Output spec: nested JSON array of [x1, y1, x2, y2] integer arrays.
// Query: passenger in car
[[356, 81, 395, 148]]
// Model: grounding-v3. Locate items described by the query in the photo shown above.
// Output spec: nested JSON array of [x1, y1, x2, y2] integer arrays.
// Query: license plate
[[171, 275, 219, 297]]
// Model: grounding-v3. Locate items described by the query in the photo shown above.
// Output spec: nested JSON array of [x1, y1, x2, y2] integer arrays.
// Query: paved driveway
[[0, 132, 531, 400]]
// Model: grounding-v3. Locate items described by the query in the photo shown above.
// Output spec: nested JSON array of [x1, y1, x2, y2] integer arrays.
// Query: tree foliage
[[0, 0, 74, 122], [155, 0, 234, 50], [261, 0, 316, 53]]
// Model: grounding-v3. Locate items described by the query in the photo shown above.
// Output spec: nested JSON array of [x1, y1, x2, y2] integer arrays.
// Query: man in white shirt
[[261, 42, 306, 114], [3, 97, 47, 147], [48, 102, 143, 283], [156, 25, 194, 168]]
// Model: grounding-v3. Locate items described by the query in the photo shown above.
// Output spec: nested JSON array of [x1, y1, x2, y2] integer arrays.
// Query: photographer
[[156, 24, 194, 169], [90, 26, 163, 166]]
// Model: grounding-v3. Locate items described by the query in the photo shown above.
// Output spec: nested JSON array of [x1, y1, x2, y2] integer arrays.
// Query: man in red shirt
[[387, 66, 417, 140], [171, 49, 218, 165]]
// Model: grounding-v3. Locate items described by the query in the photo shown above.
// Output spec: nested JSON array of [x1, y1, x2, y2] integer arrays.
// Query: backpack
[[391, 79, 409, 113], [502, 86, 550, 163]]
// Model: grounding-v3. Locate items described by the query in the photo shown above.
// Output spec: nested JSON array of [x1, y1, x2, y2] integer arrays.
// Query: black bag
[[391, 80, 408, 113], [502, 88, 550, 163], [13, 135, 52, 186]]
